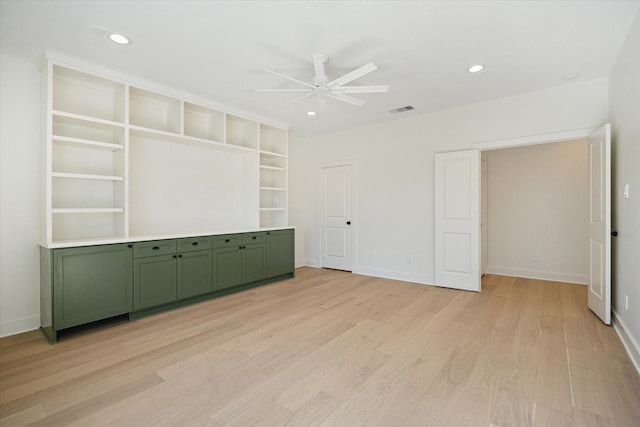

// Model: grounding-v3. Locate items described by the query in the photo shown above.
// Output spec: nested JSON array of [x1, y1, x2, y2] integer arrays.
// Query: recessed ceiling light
[[109, 33, 131, 45], [468, 64, 485, 74], [564, 72, 580, 80], [307, 111, 317, 116]]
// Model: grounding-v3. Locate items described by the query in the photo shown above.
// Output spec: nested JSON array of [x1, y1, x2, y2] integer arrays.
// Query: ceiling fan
[[253, 53, 388, 108]]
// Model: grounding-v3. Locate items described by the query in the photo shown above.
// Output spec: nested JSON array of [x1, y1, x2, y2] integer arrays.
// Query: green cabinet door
[[213, 246, 243, 291], [134, 254, 177, 310], [177, 250, 213, 299], [53, 244, 133, 330], [266, 229, 294, 278], [243, 243, 267, 283]]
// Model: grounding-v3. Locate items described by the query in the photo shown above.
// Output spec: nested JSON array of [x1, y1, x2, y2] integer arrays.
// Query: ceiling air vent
[[389, 105, 414, 114]]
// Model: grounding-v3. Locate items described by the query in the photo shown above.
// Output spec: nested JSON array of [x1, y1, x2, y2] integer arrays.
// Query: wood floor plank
[[1, 268, 639, 426]]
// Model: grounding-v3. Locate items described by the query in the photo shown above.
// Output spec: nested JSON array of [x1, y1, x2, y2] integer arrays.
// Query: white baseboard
[[486, 265, 587, 285], [612, 310, 640, 376], [0, 315, 40, 338], [296, 259, 319, 269], [353, 266, 434, 286]]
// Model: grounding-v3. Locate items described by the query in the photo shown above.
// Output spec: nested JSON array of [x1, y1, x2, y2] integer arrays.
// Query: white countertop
[[39, 226, 295, 249]]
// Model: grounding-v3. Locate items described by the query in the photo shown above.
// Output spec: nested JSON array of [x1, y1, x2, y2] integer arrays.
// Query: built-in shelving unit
[[43, 57, 288, 243], [258, 124, 288, 228]]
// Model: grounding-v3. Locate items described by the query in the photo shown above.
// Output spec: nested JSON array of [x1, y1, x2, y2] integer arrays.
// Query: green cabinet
[[242, 232, 267, 283], [133, 237, 212, 311], [134, 254, 177, 310], [177, 250, 213, 299], [40, 229, 294, 343], [266, 229, 295, 278], [212, 245, 243, 291], [40, 243, 133, 343], [212, 232, 267, 291]]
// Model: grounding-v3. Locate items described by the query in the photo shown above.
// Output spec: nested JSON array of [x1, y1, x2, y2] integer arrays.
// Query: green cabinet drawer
[[177, 250, 213, 299], [212, 234, 241, 248], [133, 240, 176, 258], [177, 236, 212, 253], [242, 232, 266, 244]]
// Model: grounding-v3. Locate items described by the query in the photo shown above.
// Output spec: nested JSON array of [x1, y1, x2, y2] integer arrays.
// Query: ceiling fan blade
[[331, 85, 389, 94], [312, 54, 327, 85], [263, 68, 315, 89], [327, 62, 378, 89], [282, 91, 316, 107], [327, 93, 366, 107], [251, 88, 313, 92]]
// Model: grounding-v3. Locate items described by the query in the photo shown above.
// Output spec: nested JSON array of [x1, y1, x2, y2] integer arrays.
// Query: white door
[[588, 124, 611, 325], [434, 150, 481, 292], [319, 163, 353, 271]]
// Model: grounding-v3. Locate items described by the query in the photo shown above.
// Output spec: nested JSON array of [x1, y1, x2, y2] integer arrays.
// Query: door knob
[[346, 221, 351, 225], [611, 230, 618, 237]]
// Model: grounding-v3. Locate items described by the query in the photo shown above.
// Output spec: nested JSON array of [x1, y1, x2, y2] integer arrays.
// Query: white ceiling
[[2, 1, 639, 136]]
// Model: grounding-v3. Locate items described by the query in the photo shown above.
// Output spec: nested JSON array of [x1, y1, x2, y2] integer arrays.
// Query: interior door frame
[[317, 159, 357, 271], [471, 126, 600, 289]]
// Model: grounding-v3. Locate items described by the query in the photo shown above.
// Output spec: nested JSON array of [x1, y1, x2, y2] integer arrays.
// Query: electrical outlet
[[407, 256, 413, 264], [534, 254, 541, 262], [625, 295, 629, 311]]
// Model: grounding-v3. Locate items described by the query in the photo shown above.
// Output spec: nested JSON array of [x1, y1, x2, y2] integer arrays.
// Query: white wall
[[609, 12, 640, 369], [485, 140, 589, 284], [0, 55, 42, 336], [129, 138, 259, 236], [0, 52, 615, 337], [290, 77, 609, 284]]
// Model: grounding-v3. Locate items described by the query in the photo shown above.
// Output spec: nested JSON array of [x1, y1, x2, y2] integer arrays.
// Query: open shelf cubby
[[184, 102, 225, 143], [52, 65, 125, 123], [226, 114, 259, 149], [129, 87, 182, 133], [260, 124, 287, 155]]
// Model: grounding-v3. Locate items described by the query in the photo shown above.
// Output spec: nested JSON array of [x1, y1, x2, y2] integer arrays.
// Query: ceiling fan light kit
[[254, 53, 389, 108]]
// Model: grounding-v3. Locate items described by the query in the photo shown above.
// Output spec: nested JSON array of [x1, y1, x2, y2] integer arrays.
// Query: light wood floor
[[1, 268, 639, 426]]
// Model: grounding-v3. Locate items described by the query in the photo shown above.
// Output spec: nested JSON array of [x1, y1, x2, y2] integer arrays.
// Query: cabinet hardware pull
[[192, 242, 198, 246], [128, 244, 132, 248], [225, 239, 230, 242], [173, 255, 177, 258], [252, 236, 257, 240], [178, 254, 183, 258], [152, 246, 160, 251]]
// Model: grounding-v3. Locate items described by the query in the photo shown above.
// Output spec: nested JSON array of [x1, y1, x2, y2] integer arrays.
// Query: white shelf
[[52, 208, 125, 214], [260, 165, 285, 171], [52, 136, 123, 151], [260, 150, 287, 158], [52, 172, 124, 181], [44, 60, 287, 242], [130, 126, 255, 153], [52, 110, 125, 128]]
